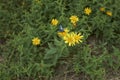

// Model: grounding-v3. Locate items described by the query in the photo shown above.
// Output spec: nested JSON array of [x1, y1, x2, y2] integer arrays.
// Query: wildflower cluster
[[63, 32, 83, 46], [58, 27, 83, 46], [31, 6, 112, 47], [99, 7, 112, 16], [50, 15, 84, 46]]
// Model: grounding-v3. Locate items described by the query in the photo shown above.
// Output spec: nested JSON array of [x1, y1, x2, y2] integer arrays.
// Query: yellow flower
[[99, 7, 105, 12], [63, 33, 75, 46], [32, 37, 41, 46], [70, 15, 79, 24], [73, 32, 83, 44], [51, 19, 58, 26], [84, 7, 92, 15], [106, 11, 112, 16], [63, 32, 83, 46], [58, 28, 69, 37]]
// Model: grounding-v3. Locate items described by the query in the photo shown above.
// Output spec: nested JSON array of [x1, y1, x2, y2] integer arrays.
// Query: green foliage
[[105, 47, 120, 70], [73, 45, 106, 80], [0, 0, 120, 80], [44, 38, 68, 66]]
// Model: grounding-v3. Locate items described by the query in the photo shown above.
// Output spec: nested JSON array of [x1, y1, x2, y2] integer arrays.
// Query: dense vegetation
[[0, 0, 120, 80]]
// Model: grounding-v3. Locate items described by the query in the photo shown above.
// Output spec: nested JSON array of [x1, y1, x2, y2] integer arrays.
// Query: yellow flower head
[[84, 7, 92, 15], [63, 32, 83, 46], [32, 37, 41, 46], [106, 11, 112, 16], [58, 28, 69, 37], [51, 19, 58, 26], [99, 7, 105, 12], [69, 15, 79, 24], [63, 33, 75, 46], [73, 32, 83, 44]]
